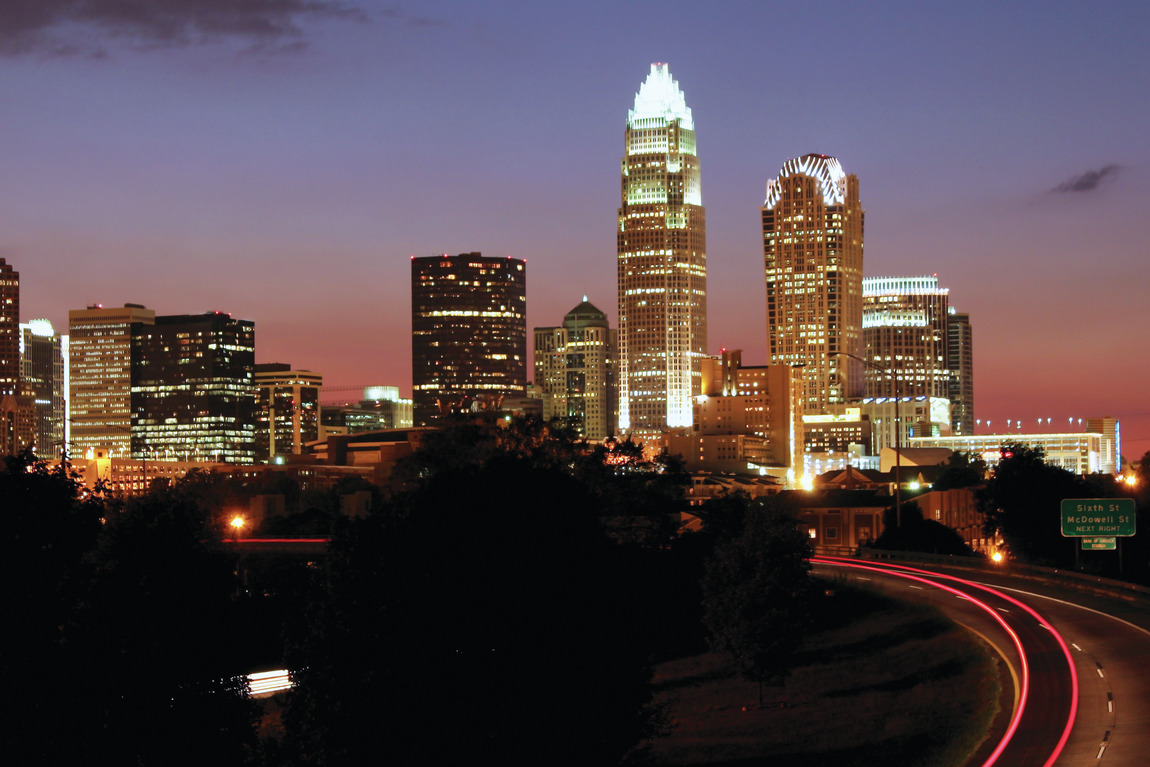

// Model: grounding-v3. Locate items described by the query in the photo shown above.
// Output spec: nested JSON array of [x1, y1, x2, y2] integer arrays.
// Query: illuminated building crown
[[764, 153, 848, 209], [628, 63, 694, 130]]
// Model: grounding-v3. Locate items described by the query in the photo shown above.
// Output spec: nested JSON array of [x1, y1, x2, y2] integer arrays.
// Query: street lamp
[[229, 515, 246, 541], [831, 351, 903, 528]]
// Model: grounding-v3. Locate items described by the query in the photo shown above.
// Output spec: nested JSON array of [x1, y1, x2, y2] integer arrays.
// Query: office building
[[762, 154, 864, 414], [910, 425, 1117, 476], [534, 297, 617, 441], [666, 349, 804, 480], [321, 386, 413, 435], [861, 396, 952, 454], [131, 312, 255, 463], [0, 393, 37, 455], [1085, 417, 1119, 475], [69, 303, 156, 457], [862, 276, 950, 400], [947, 309, 974, 435], [0, 258, 18, 396], [255, 364, 322, 461], [617, 63, 707, 435], [20, 319, 65, 456], [411, 253, 526, 426]]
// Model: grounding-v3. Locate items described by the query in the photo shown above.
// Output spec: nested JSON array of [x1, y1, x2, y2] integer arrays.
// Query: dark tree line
[[1, 451, 260, 766], [976, 444, 1150, 579], [4, 417, 818, 765]]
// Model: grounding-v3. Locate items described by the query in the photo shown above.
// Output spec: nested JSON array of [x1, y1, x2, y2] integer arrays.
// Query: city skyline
[[3, 2, 1148, 457]]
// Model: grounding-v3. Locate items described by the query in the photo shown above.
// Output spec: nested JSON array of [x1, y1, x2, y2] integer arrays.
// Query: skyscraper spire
[[617, 63, 707, 435]]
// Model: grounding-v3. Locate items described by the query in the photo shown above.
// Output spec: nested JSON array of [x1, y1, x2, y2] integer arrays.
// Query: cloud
[[0, 0, 367, 57], [1052, 164, 1121, 193]]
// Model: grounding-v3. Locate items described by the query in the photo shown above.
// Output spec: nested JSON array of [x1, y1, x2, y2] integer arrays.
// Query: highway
[[814, 557, 1076, 766], [813, 557, 1150, 766]]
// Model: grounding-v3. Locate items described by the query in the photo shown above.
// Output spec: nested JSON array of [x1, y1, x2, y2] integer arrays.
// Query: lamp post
[[831, 351, 903, 528]]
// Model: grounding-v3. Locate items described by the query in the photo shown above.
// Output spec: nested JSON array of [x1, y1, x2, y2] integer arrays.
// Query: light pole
[[831, 351, 903, 528]]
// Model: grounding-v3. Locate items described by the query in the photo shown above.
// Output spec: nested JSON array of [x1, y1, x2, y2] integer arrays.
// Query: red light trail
[[813, 557, 1078, 767]]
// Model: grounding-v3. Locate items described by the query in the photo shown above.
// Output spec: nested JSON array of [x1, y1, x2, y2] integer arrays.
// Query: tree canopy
[[932, 451, 988, 491], [701, 496, 813, 707], [871, 500, 973, 556], [284, 447, 664, 765], [1, 452, 259, 765], [978, 443, 1093, 566]]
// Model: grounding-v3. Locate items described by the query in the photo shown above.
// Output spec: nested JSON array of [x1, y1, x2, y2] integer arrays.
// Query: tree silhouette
[[932, 451, 988, 491], [1, 451, 105, 762], [285, 451, 662, 765], [979, 443, 1093, 566], [701, 497, 812, 708], [872, 500, 973, 555]]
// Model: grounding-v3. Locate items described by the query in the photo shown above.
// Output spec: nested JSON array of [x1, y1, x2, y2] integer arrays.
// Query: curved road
[[814, 557, 1150, 766], [814, 557, 1076, 766]]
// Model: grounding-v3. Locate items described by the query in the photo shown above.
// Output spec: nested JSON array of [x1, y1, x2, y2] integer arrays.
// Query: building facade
[[20, 320, 65, 456], [762, 154, 864, 414], [255, 364, 322, 461], [534, 298, 617, 441], [69, 303, 156, 457], [131, 312, 255, 463], [862, 276, 950, 400], [617, 63, 707, 435], [0, 258, 19, 397], [411, 253, 526, 426], [666, 349, 804, 480], [321, 386, 413, 436], [947, 309, 974, 435], [909, 429, 1116, 475], [862, 396, 952, 455]]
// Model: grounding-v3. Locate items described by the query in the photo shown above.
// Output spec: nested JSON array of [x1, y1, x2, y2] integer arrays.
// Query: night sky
[[3, 1, 1148, 459]]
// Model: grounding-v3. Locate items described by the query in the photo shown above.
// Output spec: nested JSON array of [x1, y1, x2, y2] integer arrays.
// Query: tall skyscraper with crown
[[762, 154, 864, 415], [617, 63, 707, 437]]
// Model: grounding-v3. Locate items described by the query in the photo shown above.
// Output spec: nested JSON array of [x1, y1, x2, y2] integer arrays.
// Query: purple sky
[[3, 1, 1149, 460]]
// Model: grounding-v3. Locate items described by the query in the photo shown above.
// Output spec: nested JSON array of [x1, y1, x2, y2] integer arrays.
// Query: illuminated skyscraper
[[862, 276, 950, 400], [617, 63, 707, 436], [762, 154, 864, 414], [255, 363, 322, 461], [131, 312, 255, 463], [534, 298, 617, 441], [947, 309, 974, 435], [69, 303, 156, 457], [0, 258, 18, 396], [20, 319, 65, 455], [411, 253, 526, 426]]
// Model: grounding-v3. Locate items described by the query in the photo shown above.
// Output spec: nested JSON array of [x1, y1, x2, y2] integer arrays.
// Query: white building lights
[[628, 64, 694, 131], [617, 64, 707, 436], [764, 154, 848, 209], [762, 154, 864, 415]]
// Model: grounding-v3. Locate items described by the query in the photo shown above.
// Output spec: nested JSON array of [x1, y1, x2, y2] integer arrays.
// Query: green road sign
[[1081, 537, 1117, 551], [1061, 498, 1136, 537]]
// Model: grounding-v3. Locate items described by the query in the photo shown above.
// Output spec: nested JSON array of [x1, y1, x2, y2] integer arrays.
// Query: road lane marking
[[975, 583, 1150, 639]]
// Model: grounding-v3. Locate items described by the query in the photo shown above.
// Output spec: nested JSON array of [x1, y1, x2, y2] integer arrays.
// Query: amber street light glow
[[230, 515, 246, 531]]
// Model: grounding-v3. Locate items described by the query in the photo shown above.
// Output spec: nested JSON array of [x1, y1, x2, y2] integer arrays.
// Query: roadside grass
[[640, 580, 1001, 767]]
